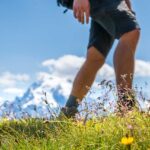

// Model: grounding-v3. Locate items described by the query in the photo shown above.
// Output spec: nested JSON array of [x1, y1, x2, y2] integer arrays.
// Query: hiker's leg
[[70, 46, 105, 101], [114, 29, 140, 101], [61, 47, 105, 117], [64, 20, 114, 114]]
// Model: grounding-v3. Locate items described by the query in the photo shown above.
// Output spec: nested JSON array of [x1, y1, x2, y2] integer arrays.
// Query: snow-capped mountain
[[0, 70, 116, 119], [0, 71, 150, 119], [0, 73, 73, 119]]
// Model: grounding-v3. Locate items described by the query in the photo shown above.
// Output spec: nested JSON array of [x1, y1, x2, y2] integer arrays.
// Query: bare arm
[[125, 0, 132, 10]]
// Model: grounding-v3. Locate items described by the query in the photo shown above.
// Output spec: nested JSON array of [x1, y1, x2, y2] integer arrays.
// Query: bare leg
[[71, 46, 105, 101], [61, 46, 105, 118], [114, 29, 140, 109]]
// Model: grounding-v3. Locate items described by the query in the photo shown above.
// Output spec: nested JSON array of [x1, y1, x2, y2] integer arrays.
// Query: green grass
[[0, 110, 149, 150]]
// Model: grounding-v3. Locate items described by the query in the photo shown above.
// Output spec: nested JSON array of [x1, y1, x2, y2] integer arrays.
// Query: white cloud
[[3, 88, 24, 96], [42, 55, 85, 79], [36, 72, 52, 81], [135, 60, 150, 77], [42, 55, 150, 79], [1, 56, 148, 101], [42, 55, 114, 80], [0, 97, 3, 101], [97, 64, 114, 79], [0, 72, 30, 87]]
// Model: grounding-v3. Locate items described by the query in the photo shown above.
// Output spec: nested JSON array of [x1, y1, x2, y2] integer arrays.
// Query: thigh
[[87, 20, 115, 58], [90, 0, 140, 39], [110, 0, 140, 39]]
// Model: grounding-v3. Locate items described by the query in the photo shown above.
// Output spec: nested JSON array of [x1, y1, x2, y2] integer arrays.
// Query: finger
[[80, 11, 85, 24], [85, 8, 90, 24], [77, 10, 82, 23], [73, 7, 77, 18]]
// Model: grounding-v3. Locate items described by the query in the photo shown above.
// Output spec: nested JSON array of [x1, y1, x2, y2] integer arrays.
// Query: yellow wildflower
[[86, 120, 94, 127], [121, 137, 134, 145], [94, 123, 101, 132], [2, 118, 9, 123]]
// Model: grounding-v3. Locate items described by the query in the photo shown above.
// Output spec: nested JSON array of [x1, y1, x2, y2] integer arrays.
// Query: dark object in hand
[[57, 0, 73, 9]]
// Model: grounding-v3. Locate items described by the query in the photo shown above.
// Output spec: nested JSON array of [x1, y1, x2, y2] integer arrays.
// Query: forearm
[[125, 0, 132, 10]]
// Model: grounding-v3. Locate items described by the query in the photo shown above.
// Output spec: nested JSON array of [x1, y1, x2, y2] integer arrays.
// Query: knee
[[86, 47, 105, 67]]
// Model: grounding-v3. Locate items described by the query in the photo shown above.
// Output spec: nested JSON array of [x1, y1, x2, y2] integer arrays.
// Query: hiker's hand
[[73, 0, 90, 24]]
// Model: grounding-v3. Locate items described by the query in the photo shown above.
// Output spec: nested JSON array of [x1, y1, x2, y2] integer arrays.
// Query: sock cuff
[[65, 95, 79, 108]]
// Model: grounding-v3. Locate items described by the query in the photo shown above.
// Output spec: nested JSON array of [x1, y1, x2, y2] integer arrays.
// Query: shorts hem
[[117, 25, 141, 39], [87, 43, 109, 58]]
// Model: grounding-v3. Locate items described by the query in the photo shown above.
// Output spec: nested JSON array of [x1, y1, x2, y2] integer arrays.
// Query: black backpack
[[57, 0, 74, 12]]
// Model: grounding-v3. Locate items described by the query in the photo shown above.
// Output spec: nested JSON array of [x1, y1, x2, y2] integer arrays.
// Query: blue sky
[[0, 0, 150, 101]]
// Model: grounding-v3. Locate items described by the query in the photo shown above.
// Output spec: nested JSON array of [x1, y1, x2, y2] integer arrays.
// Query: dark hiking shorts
[[87, 0, 140, 57]]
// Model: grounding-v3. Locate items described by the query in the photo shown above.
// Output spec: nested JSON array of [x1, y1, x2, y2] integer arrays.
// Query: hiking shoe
[[117, 98, 136, 112], [59, 106, 78, 118], [116, 89, 139, 113]]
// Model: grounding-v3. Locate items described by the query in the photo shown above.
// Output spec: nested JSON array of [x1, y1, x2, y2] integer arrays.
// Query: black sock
[[65, 95, 79, 108]]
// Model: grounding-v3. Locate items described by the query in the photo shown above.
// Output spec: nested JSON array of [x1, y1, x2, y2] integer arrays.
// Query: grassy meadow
[[0, 109, 149, 150]]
